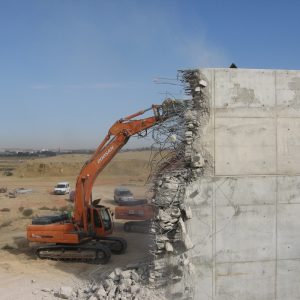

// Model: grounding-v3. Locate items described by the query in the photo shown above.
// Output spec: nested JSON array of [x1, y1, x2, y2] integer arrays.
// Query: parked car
[[53, 182, 70, 195], [114, 187, 134, 204]]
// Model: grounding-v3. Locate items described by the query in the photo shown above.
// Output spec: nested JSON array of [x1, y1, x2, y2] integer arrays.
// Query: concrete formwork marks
[[172, 68, 300, 300]]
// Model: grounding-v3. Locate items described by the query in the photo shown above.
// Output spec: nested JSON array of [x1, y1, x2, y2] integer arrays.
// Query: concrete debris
[[154, 259, 166, 270], [120, 269, 132, 279], [108, 270, 119, 281], [130, 284, 140, 294], [0, 208, 10, 212], [0, 187, 7, 193], [103, 278, 114, 290], [188, 262, 195, 275], [57, 286, 73, 299], [2, 187, 34, 199], [171, 207, 181, 218], [131, 270, 140, 282], [165, 241, 174, 252], [183, 234, 194, 250], [181, 205, 192, 220], [64, 263, 166, 300], [178, 218, 186, 235], [8, 192, 16, 198], [15, 188, 33, 194], [169, 134, 177, 142], [199, 79, 207, 87], [114, 268, 122, 276], [185, 131, 193, 138], [181, 70, 212, 174], [191, 153, 205, 168], [157, 207, 182, 233], [96, 285, 106, 298]]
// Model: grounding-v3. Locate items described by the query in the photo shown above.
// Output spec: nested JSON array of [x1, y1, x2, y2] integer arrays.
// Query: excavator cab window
[[100, 208, 112, 231], [93, 209, 101, 228]]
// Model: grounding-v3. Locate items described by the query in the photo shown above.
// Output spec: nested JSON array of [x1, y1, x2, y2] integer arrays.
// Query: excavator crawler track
[[97, 236, 127, 254], [36, 243, 111, 264]]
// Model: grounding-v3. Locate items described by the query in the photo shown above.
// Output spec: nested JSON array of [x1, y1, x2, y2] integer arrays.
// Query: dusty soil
[[0, 152, 153, 299], [14, 151, 153, 179]]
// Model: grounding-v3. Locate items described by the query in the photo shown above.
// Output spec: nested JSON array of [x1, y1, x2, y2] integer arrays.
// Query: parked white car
[[114, 187, 134, 204], [53, 182, 70, 195]]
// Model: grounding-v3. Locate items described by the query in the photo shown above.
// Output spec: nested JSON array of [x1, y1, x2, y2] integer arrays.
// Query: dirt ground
[[0, 153, 153, 300]]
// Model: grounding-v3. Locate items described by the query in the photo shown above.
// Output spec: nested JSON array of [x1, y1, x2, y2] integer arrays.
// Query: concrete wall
[[185, 68, 300, 300]]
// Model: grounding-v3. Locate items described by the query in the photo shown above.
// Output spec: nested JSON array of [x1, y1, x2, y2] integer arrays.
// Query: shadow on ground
[[1, 221, 153, 282]]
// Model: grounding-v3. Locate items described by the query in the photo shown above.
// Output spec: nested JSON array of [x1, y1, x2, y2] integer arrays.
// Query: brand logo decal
[[97, 146, 114, 164]]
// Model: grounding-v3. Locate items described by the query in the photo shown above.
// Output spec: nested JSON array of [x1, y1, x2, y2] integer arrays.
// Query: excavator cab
[[90, 206, 113, 237]]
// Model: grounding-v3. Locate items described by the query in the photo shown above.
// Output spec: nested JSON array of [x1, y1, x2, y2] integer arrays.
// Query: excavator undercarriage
[[35, 236, 127, 263]]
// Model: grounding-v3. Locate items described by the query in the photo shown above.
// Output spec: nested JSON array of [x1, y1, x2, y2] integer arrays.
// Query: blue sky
[[0, 0, 300, 149]]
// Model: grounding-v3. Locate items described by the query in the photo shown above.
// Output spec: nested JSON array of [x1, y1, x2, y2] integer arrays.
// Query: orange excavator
[[27, 100, 181, 263]]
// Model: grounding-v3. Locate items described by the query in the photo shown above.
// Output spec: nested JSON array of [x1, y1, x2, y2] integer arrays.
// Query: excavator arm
[[73, 104, 172, 232]]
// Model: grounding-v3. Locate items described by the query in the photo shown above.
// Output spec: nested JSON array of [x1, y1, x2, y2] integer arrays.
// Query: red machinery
[[115, 204, 156, 233]]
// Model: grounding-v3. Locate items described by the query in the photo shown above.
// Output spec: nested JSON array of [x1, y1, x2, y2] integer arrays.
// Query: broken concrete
[[0, 187, 7, 193], [57, 264, 165, 300], [57, 286, 73, 299]]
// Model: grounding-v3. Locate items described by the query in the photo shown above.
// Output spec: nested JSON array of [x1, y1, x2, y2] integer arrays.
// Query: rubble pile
[[52, 265, 165, 300]]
